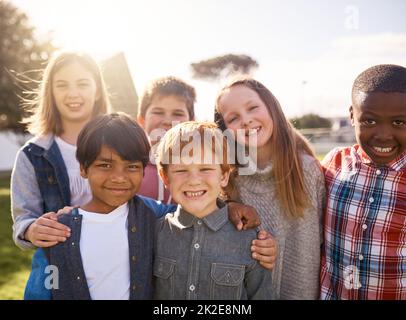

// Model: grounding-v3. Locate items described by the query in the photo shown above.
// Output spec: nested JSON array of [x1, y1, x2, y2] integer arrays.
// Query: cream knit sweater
[[235, 154, 325, 299]]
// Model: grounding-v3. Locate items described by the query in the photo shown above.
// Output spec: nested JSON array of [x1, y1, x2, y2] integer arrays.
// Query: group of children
[[10, 50, 406, 300]]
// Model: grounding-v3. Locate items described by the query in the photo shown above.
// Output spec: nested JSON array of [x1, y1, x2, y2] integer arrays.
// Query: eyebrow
[[96, 157, 141, 164], [96, 157, 113, 162], [362, 110, 406, 117], [223, 99, 256, 117], [150, 107, 186, 112], [244, 99, 256, 106], [54, 78, 92, 83]]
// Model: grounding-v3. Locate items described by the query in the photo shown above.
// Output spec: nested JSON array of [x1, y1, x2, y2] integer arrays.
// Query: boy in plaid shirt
[[320, 64, 406, 300]]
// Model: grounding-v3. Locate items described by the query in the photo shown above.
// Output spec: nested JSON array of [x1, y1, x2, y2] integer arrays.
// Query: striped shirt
[[320, 145, 406, 300]]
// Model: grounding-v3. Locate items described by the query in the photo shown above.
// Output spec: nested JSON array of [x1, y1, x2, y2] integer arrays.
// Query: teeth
[[67, 103, 81, 108], [373, 146, 394, 153], [246, 127, 260, 136], [185, 191, 205, 197]]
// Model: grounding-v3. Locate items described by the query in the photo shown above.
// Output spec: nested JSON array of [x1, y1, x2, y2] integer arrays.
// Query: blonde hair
[[156, 121, 233, 177], [215, 76, 317, 218], [21, 51, 111, 136]]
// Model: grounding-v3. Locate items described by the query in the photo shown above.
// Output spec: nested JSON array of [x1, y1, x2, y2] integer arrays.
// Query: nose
[[110, 167, 128, 183], [241, 115, 253, 128], [187, 170, 202, 186], [374, 124, 394, 142], [67, 86, 80, 98], [161, 117, 172, 130]]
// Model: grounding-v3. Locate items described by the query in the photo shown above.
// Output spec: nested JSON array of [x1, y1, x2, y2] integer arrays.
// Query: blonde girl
[[11, 51, 111, 250], [215, 76, 325, 299]]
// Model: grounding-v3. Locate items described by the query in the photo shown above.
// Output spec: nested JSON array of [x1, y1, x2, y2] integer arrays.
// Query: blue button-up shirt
[[154, 203, 273, 300]]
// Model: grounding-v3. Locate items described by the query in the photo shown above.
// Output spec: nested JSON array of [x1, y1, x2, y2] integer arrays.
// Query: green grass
[[0, 177, 33, 300]]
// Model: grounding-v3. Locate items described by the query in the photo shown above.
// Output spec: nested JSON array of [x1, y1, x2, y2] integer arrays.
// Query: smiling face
[[217, 85, 274, 150], [351, 91, 406, 165], [138, 95, 191, 145], [160, 153, 229, 218], [80, 145, 144, 214], [52, 61, 99, 126]]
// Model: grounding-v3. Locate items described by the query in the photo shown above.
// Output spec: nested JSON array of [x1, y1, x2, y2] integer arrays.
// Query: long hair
[[215, 76, 316, 218], [21, 51, 111, 136]]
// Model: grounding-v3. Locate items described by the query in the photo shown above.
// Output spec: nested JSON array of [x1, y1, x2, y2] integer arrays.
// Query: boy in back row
[[321, 64, 406, 299], [137, 76, 196, 204]]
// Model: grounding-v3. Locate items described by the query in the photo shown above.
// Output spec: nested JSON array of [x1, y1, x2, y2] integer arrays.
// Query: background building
[[101, 52, 139, 117]]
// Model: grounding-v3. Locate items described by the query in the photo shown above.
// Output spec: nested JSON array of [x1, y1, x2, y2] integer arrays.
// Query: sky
[[11, 0, 406, 121]]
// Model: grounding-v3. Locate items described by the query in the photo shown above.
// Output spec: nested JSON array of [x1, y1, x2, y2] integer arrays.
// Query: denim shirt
[[154, 203, 273, 300]]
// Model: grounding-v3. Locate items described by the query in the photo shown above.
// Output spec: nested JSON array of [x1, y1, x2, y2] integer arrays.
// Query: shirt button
[[77, 276, 81, 280], [131, 226, 137, 233], [132, 285, 136, 291], [359, 254, 364, 261], [362, 224, 367, 230], [189, 285, 195, 292], [131, 256, 136, 262], [376, 169, 381, 175], [197, 220, 202, 225], [71, 242, 75, 246], [369, 197, 374, 203], [194, 243, 200, 249]]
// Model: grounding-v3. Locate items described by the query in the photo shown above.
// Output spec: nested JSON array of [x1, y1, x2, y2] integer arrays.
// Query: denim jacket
[[154, 202, 273, 300], [49, 197, 156, 300], [11, 135, 70, 250], [24, 196, 175, 300]]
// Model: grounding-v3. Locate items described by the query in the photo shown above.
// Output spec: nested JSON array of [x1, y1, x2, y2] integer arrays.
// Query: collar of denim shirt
[[170, 201, 228, 231]]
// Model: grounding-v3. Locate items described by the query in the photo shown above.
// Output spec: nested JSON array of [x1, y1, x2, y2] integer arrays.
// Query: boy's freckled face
[[80, 145, 144, 214], [351, 91, 406, 165], [160, 152, 229, 218]]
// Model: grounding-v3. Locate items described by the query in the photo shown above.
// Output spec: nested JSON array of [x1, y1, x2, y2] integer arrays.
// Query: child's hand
[[251, 230, 277, 270], [228, 202, 260, 231], [56, 206, 76, 216], [24, 212, 71, 248]]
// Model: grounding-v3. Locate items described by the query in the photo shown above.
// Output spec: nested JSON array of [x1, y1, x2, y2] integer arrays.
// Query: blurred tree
[[190, 54, 258, 81], [291, 113, 332, 129], [0, 0, 56, 133]]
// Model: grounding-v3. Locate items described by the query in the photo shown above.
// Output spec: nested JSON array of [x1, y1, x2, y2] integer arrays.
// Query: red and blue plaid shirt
[[320, 145, 406, 300]]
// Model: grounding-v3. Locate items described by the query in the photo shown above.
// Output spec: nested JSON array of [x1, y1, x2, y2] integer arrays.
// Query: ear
[[80, 164, 88, 179], [158, 168, 170, 188], [349, 106, 355, 126], [220, 170, 230, 188], [137, 115, 145, 128]]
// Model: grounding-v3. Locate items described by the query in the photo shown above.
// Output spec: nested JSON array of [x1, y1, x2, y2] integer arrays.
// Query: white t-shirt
[[55, 136, 92, 206], [78, 203, 130, 300]]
